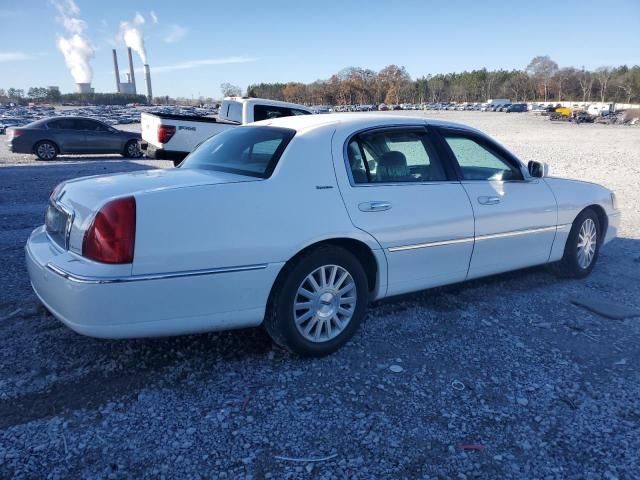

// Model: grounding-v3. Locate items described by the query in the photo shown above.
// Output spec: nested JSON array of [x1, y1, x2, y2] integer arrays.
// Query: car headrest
[[377, 151, 409, 181]]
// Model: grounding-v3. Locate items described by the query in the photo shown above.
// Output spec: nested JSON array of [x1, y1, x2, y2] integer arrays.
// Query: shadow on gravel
[[0, 263, 570, 430], [1, 233, 636, 431], [0, 327, 274, 430]]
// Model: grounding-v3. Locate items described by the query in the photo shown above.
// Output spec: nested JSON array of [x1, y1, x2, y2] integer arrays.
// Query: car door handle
[[478, 196, 501, 205], [359, 201, 392, 212]]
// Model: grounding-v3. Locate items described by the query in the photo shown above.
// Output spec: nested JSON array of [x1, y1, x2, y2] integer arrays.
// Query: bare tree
[[378, 65, 412, 105], [526, 55, 558, 101], [220, 83, 242, 97], [578, 68, 593, 102], [595, 67, 613, 103]]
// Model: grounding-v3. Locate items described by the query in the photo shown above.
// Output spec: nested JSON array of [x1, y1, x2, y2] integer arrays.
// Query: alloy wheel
[[577, 218, 597, 269], [127, 142, 140, 157], [293, 264, 357, 343], [37, 143, 56, 160]]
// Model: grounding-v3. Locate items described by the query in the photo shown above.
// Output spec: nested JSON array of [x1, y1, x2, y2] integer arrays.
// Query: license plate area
[[45, 202, 73, 249]]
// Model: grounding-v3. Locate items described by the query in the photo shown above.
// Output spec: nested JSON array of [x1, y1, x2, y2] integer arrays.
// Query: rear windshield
[[180, 126, 296, 178]]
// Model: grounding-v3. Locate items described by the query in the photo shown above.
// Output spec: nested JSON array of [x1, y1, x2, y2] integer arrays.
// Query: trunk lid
[[54, 167, 256, 254]]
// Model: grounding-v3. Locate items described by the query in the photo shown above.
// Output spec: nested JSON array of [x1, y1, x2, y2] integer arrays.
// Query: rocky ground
[[0, 111, 639, 479]]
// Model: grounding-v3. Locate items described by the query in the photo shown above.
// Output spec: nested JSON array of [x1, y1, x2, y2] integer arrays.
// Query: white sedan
[[26, 114, 620, 356]]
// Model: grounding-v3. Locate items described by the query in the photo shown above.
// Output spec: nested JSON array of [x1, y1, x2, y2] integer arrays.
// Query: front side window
[[443, 135, 522, 181], [346, 129, 447, 183], [181, 126, 295, 178]]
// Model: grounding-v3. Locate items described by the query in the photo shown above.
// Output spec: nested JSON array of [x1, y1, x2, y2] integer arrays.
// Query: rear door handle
[[478, 196, 501, 205], [359, 201, 392, 212]]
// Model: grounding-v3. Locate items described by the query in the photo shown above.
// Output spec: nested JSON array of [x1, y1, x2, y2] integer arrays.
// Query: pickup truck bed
[[140, 98, 313, 165], [140, 112, 237, 164]]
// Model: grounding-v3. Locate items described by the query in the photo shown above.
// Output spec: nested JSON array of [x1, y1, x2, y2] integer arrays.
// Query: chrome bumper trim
[[45, 263, 268, 284]]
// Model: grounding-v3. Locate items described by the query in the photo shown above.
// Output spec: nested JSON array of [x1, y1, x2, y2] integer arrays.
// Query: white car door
[[438, 129, 558, 279], [332, 125, 475, 297]]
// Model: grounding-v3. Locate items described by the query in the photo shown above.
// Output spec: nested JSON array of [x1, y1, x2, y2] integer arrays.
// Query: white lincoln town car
[[26, 114, 620, 356]]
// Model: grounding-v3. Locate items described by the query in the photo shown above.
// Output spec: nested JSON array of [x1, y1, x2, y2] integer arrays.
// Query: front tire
[[122, 140, 143, 158], [551, 209, 601, 278], [34, 141, 58, 161], [265, 246, 369, 357]]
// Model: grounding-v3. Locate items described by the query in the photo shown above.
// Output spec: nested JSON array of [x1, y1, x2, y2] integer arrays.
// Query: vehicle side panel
[[132, 128, 386, 295], [544, 177, 619, 261]]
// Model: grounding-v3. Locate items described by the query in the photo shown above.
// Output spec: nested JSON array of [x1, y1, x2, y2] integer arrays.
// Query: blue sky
[[1, 0, 639, 98]]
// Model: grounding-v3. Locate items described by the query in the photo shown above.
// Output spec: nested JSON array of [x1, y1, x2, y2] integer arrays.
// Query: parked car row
[[0, 103, 219, 135]]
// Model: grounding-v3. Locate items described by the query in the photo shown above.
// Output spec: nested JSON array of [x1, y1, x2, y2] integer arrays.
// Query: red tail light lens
[[83, 197, 136, 264], [9, 129, 22, 138], [157, 125, 176, 144]]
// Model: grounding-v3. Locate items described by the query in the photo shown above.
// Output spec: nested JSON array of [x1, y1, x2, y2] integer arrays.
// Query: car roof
[[223, 97, 313, 112], [254, 113, 481, 136]]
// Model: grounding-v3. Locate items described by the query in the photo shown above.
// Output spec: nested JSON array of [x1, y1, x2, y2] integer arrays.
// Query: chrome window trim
[[46, 263, 268, 284], [342, 123, 456, 187], [387, 224, 569, 253]]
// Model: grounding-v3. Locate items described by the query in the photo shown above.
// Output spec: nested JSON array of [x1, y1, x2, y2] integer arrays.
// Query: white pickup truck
[[140, 97, 313, 165]]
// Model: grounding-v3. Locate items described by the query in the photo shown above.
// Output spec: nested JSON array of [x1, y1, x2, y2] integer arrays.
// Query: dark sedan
[[506, 103, 528, 113], [6, 117, 142, 161]]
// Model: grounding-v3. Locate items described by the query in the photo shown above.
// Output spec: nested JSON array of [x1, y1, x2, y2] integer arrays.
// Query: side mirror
[[528, 160, 548, 178]]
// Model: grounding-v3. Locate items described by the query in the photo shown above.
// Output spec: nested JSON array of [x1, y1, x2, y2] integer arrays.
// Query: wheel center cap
[[317, 292, 336, 317]]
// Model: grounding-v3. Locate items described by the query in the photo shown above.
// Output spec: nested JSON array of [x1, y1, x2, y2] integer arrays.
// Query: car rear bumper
[[141, 142, 188, 162], [6, 137, 31, 154], [26, 226, 281, 339]]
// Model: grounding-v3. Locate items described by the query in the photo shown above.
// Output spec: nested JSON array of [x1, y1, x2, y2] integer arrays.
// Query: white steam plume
[[52, 0, 94, 83], [119, 13, 147, 64]]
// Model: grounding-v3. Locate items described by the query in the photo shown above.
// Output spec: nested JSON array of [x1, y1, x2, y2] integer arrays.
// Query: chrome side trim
[[388, 237, 474, 252], [475, 225, 557, 242], [388, 225, 562, 253], [46, 263, 268, 284]]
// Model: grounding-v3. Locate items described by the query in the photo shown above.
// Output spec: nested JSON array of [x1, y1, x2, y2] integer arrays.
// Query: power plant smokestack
[[112, 49, 121, 93], [144, 64, 152, 103], [127, 47, 136, 94]]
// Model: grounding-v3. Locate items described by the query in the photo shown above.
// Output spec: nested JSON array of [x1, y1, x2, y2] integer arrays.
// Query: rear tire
[[551, 209, 601, 278], [34, 141, 58, 161], [265, 245, 369, 357], [122, 140, 143, 158]]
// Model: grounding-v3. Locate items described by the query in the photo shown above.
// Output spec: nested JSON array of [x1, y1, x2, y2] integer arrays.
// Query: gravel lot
[[1, 112, 639, 479]]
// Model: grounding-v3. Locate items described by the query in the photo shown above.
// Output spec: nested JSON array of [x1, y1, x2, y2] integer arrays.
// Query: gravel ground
[[0, 112, 639, 479]]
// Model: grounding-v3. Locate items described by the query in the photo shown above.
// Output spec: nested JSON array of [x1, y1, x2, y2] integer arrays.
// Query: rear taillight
[[8, 129, 22, 138], [157, 125, 176, 144], [82, 197, 136, 264]]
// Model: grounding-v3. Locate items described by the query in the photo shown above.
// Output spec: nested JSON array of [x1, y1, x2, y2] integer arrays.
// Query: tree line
[[244, 57, 640, 106], [0, 87, 148, 106]]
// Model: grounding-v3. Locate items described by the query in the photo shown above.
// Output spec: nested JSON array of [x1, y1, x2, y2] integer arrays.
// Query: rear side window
[[254, 105, 307, 122], [48, 118, 79, 130], [346, 128, 447, 183], [181, 126, 295, 178], [443, 135, 522, 181]]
